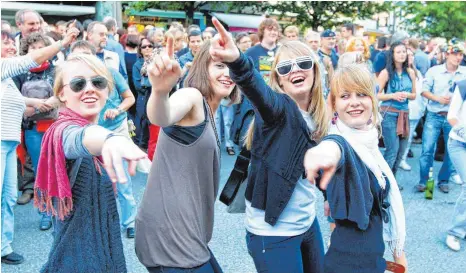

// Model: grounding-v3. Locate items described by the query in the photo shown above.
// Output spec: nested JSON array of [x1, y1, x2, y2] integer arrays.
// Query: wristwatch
[[115, 108, 123, 115]]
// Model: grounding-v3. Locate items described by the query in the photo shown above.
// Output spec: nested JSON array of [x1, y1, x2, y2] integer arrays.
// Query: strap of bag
[[219, 146, 251, 206]]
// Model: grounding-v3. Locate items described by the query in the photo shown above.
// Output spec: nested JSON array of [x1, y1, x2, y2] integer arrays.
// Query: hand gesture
[[437, 95, 451, 105], [101, 136, 147, 183], [392, 92, 407, 102], [210, 17, 240, 63], [147, 35, 182, 95], [33, 99, 53, 112], [103, 109, 119, 120], [62, 20, 80, 48], [303, 141, 340, 190]]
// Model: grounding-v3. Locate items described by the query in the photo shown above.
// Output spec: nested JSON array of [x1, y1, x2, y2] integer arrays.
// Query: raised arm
[[210, 17, 285, 124]]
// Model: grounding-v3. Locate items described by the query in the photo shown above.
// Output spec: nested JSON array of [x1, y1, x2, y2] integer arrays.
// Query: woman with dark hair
[[1, 25, 79, 265], [132, 37, 154, 149], [136, 37, 239, 272], [13, 32, 60, 231], [377, 41, 417, 188]]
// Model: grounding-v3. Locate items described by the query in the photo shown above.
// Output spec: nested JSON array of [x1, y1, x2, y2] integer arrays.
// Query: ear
[[57, 89, 66, 103]]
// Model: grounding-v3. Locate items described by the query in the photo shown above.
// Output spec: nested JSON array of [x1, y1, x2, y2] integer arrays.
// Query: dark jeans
[[147, 248, 223, 273], [135, 92, 150, 150], [246, 219, 324, 273]]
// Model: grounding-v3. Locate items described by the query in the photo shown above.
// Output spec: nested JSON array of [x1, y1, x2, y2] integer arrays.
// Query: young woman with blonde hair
[[210, 18, 327, 273], [304, 64, 407, 273], [35, 54, 146, 272]]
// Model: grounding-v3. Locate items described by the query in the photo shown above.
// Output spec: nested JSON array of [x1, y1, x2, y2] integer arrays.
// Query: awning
[[1, 1, 95, 16], [129, 9, 204, 20], [211, 12, 264, 32]]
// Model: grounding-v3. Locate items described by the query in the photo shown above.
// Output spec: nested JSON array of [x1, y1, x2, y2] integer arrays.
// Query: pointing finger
[[212, 17, 229, 43], [166, 34, 174, 59]]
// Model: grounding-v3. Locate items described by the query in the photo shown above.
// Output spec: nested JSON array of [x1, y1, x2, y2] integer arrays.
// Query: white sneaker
[[399, 160, 412, 171], [446, 235, 461, 251], [450, 174, 464, 185]]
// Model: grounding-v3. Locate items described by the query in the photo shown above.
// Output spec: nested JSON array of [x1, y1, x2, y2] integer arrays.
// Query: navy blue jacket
[[227, 52, 317, 226]]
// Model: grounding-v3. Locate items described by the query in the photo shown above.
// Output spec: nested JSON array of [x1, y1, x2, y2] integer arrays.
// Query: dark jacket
[[132, 58, 151, 95], [227, 52, 317, 226]]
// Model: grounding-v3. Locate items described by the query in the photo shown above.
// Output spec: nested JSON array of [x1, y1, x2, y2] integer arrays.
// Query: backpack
[[21, 69, 57, 121]]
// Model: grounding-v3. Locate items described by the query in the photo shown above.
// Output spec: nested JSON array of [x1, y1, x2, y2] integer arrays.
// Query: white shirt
[[245, 110, 317, 236], [448, 85, 466, 143]]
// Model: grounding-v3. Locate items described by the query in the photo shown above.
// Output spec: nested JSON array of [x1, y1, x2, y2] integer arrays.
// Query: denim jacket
[[227, 52, 317, 226]]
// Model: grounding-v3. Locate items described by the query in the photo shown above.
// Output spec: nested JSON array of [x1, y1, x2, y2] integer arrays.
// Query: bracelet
[[104, 132, 125, 142]]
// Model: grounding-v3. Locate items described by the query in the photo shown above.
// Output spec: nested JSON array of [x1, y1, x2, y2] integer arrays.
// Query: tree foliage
[[267, 1, 393, 30], [402, 1, 466, 40]]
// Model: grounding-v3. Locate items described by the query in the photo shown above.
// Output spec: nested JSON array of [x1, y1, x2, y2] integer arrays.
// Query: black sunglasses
[[64, 76, 108, 93], [141, 44, 154, 49], [275, 56, 314, 76]]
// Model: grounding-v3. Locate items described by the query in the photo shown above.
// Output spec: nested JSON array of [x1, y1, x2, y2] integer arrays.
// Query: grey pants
[[17, 154, 34, 193]]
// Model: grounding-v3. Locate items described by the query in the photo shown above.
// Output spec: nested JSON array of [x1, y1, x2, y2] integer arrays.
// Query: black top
[[226, 52, 317, 226], [323, 135, 388, 273]]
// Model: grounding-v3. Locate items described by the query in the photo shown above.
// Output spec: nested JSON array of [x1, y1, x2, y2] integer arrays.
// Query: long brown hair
[[244, 41, 329, 150], [184, 41, 240, 104]]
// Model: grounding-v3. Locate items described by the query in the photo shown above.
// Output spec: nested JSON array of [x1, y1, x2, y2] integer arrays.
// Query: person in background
[[86, 21, 122, 75], [249, 33, 260, 46], [417, 44, 466, 193], [305, 30, 320, 53], [82, 19, 93, 39], [338, 22, 355, 54], [284, 25, 300, 41], [66, 20, 84, 41], [445, 79, 466, 251], [1, 20, 12, 34], [408, 38, 430, 77], [235, 32, 252, 53], [132, 37, 154, 150], [14, 9, 41, 54], [371, 36, 389, 64], [377, 41, 417, 190], [179, 29, 203, 69], [127, 24, 139, 36], [54, 20, 67, 36], [124, 34, 140, 120], [115, 28, 126, 44], [168, 28, 186, 58], [399, 48, 427, 171], [147, 28, 164, 45], [373, 31, 409, 76], [319, 29, 339, 70], [1, 25, 79, 265], [103, 17, 128, 80], [345, 37, 372, 70], [13, 32, 60, 231], [202, 28, 216, 41]]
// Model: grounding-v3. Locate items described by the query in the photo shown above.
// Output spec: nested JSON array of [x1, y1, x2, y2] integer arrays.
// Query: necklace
[[206, 101, 221, 152]]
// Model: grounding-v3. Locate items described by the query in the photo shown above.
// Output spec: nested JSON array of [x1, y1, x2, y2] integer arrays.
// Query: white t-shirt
[[245, 110, 317, 236], [448, 85, 466, 143]]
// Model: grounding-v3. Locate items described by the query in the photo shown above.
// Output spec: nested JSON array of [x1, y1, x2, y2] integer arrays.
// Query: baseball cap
[[446, 43, 465, 54], [321, 29, 336, 38]]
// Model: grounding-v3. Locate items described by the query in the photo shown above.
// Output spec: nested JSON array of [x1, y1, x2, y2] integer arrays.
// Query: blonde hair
[[338, 51, 365, 67], [244, 41, 329, 149], [54, 53, 114, 98], [284, 25, 299, 36], [329, 64, 379, 127], [345, 37, 371, 61]]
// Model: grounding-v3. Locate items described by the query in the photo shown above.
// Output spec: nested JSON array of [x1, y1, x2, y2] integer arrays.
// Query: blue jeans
[[215, 104, 235, 148], [401, 119, 420, 161], [246, 219, 324, 273], [419, 111, 455, 185], [1, 140, 19, 256], [113, 119, 137, 229], [381, 112, 409, 176], [447, 139, 466, 239], [135, 93, 150, 149], [146, 248, 222, 273]]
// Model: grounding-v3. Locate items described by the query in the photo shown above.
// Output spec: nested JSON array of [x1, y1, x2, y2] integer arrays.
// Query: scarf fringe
[[34, 188, 73, 221]]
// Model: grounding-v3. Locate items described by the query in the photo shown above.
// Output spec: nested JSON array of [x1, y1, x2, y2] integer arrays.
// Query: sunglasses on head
[[64, 76, 108, 93], [275, 56, 314, 76], [141, 44, 153, 49]]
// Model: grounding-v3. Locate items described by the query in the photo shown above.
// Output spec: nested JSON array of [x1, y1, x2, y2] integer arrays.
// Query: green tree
[[402, 1, 466, 40], [267, 1, 393, 30]]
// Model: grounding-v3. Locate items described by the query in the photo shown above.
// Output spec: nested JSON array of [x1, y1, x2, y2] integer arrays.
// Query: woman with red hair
[[345, 37, 372, 68]]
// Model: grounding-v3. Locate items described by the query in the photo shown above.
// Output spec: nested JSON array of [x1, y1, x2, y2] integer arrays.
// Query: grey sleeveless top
[[135, 100, 220, 268]]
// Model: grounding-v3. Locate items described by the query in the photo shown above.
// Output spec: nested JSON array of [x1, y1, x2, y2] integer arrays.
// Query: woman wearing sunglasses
[[304, 64, 406, 273], [209, 18, 327, 273], [132, 37, 154, 150], [35, 54, 146, 273], [135, 37, 239, 272]]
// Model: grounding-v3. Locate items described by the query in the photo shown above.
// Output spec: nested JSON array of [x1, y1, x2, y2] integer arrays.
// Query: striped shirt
[[1, 56, 38, 142]]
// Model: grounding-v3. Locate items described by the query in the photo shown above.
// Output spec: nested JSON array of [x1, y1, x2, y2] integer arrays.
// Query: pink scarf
[[34, 108, 100, 220]]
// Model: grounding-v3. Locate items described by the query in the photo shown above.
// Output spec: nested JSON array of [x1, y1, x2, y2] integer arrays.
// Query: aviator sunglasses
[[64, 76, 108, 92], [275, 56, 314, 76]]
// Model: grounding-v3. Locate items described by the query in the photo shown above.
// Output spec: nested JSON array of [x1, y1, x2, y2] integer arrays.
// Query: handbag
[[219, 146, 250, 213]]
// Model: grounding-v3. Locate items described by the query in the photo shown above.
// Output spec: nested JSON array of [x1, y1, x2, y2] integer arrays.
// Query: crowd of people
[[1, 7, 465, 273]]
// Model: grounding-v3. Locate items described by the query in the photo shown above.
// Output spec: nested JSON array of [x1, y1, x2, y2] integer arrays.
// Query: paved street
[[2, 143, 465, 273]]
